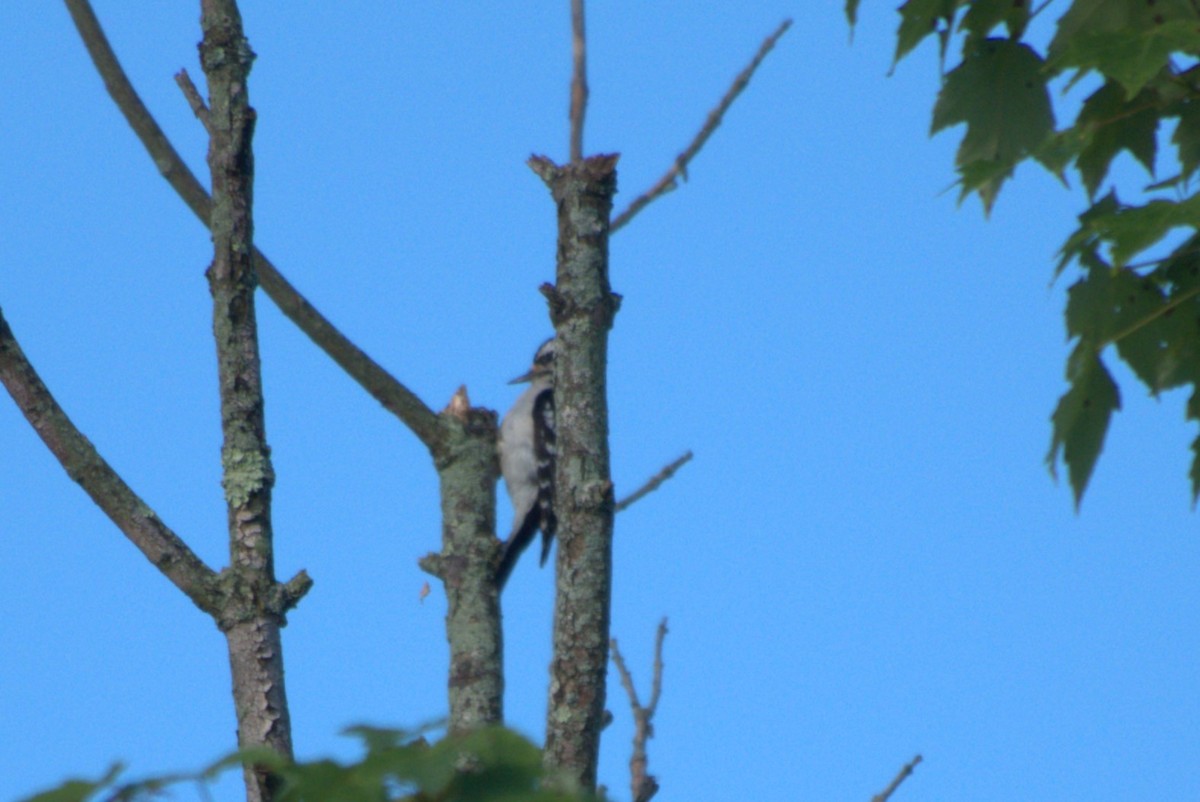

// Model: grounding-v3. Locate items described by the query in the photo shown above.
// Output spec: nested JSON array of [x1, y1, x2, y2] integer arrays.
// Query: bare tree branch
[[610, 618, 669, 802], [530, 153, 620, 792], [69, 0, 508, 743], [871, 755, 923, 802], [569, 0, 588, 163], [611, 18, 792, 233], [0, 308, 220, 615], [647, 617, 667, 713], [62, 0, 443, 456], [615, 450, 693, 513], [418, 387, 505, 736], [63, 0, 211, 220], [199, 4, 295, 798], [173, 67, 212, 134]]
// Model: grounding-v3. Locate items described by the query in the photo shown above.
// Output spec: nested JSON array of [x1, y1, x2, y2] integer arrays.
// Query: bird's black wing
[[533, 387, 557, 566]]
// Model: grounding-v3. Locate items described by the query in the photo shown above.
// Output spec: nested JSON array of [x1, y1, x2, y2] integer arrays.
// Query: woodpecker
[[496, 338, 557, 588]]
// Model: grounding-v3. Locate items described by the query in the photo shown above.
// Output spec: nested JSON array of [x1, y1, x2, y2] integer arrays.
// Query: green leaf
[[442, 728, 549, 802], [1034, 127, 1086, 183], [202, 746, 289, 780], [276, 760, 380, 802], [1054, 236, 1200, 506], [1065, 261, 1162, 343], [932, 39, 1054, 161], [1063, 258, 1179, 392], [932, 38, 1054, 208], [894, 0, 959, 66], [1099, 195, 1200, 266], [955, 158, 1014, 214], [1075, 25, 1200, 97], [1048, 0, 1199, 59], [344, 724, 420, 753], [1056, 192, 1120, 275], [1048, 0, 1129, 54], [1047, 346, 1121, 507], [1073, 81, 1159, 197], [846, 0, 860, 28], [1048, 0, 1200, 95], [1058, 192, 1200, 269], [960, 0, 1030, 40], [18, 765, 123, 802], [1152, 240, 1200, 391], [1118, 241, 1200, 392]]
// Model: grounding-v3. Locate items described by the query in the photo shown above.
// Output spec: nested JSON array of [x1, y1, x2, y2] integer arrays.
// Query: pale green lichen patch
[[221, 447, 272, 508]]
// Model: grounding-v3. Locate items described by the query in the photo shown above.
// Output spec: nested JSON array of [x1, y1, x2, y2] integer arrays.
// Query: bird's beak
[[508, 369, 537, 385]]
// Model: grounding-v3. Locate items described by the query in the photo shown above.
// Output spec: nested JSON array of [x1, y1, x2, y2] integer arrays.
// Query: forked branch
[[611, 18, 793, 232], [610, 618, 669, 802]]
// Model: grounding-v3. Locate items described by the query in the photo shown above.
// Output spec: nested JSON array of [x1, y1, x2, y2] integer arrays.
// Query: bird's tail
[[496, 516, 539, 590]]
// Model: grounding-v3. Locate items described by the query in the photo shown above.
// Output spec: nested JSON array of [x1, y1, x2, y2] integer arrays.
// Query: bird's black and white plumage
[[496, 338, 557, 589]]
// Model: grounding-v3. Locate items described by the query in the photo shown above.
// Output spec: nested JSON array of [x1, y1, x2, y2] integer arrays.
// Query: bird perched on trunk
[[496, 338, 557, 588]]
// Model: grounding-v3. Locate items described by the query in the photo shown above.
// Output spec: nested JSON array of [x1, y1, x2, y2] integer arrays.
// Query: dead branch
[[173, 68, 212, 134], [570, 0, 589, 163], [615, 451, 693, 512], [610, 618, 669, 802], [199, 6, 297, 794], [871, 755, 923, 802], [611, 18, 792, 233], [533, 154, 619, 792], [419, 391, 505, 735], [62, 0, 443, 455]]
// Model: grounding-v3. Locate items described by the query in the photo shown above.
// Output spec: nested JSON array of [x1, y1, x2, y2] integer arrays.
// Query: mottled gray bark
[[200, 3, 293, 801], [528, 154, 620, 791], [420, 389, 505, 735]]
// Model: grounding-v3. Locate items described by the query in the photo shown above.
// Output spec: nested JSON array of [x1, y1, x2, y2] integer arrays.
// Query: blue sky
[[2, 2, 1198, 800]]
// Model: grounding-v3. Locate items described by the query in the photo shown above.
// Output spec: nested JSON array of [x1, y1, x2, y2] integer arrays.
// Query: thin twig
[[611, 18, 792, 233], [647, 618, 667, 712], [871, 755, 923, 802], [611, 640, 641, 708], [610, 618, 669, 802], [173, 68, 212, 134], [615, 451, 693, 512], [63, 0, 444, 455], [569, 0, 588, 163]]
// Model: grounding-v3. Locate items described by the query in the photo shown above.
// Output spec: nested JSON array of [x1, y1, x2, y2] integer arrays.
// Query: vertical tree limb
[[569, 0, 588, 163], [529, 153, 620, 791], [199, 3, 292, 800], [419, 387, 506, 735]]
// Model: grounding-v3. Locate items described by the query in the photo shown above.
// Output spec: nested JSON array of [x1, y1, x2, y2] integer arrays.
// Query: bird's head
[[509, 337, 556, 385]]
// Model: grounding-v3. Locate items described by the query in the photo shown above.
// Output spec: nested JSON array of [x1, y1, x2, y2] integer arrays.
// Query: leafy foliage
[[930, 37, 1054, 208], [20, 727, 583, 802], [848, 0, 1200, 503], [18, 766, 124, 802]]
